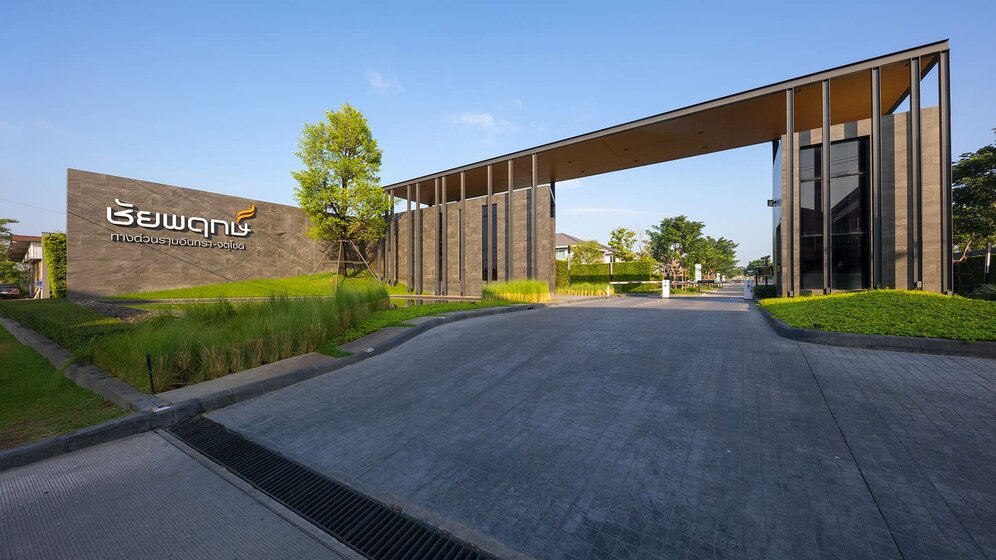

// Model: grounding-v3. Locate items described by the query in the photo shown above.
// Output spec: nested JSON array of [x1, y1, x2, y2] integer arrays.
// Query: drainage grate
[[168, 417, 498, 560]]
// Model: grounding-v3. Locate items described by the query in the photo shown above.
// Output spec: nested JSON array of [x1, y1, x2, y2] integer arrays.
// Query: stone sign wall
[[66, 169, 336, 298]]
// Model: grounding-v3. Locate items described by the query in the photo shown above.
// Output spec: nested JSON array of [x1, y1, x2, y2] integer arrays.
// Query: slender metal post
[[507, 160, 514, 281], [785, 88, 795, 297], [387, 192, 394, 285], [531, 153, 538, 280], [821, 79, 831, 293], [910, 57, 922, 289], [460, 172, 466, 295], [939, 50, 953, 293], [434, 178, 440, 295], [871, 67, 882, 289], [146, 353, 156, 395], [486, 164, 493, 283], [416, 182, 423, 294], [406, 185, 413, 291], [441, 177, 448, 295]]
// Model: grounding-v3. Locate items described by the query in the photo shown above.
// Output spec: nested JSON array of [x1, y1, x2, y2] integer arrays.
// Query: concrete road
[[204, 287, 996, 559]]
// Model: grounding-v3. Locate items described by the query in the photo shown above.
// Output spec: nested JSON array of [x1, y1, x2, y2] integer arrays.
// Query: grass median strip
[[0, 326, 123, 450], [759, 290, 996, 341]]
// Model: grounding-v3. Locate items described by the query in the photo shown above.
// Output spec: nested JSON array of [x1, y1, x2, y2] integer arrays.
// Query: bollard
[[661, 279, 671, 299], [146, 353, 156, 395], [743, 279, 754, 300]]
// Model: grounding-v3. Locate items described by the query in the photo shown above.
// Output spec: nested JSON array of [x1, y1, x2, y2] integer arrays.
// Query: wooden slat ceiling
[[387, 44, 944, 204]]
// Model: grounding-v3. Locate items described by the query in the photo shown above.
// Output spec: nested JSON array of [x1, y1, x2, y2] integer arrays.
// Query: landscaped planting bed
[[759, 289, 996, 341]]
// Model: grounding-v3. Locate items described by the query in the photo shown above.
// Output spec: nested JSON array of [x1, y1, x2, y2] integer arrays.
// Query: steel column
[[434, 178, 441, 295], [821, 79, 831, 293], [530, 153, 538, 280], [939, 50, 952, 293], [910, 57, 922, 289], [387, 192, 394, 284], [506, 160, 513, 281], [460, 172, 466, 295], [441, 177, 448, 295], [416, 182, 423, 294], [785, 88, 795, 297], [486, 164, 493, 283], [406, 185, 413, 292], [871, 67, 882, 288]]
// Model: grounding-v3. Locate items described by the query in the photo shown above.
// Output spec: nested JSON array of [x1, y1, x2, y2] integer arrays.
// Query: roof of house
[[555, 233, 610, 252], [6, 235, 42, 262]]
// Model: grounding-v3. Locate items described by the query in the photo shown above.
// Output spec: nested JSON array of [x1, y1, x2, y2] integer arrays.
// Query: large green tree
[[701, 236, 739, 278], [646, 215, 706, 279], [608, 227, 637, 262], [0, 218, 21, 285], [953, 131, 996, 277], [571, 240, 606, 265], [292, 103, 390, 272]]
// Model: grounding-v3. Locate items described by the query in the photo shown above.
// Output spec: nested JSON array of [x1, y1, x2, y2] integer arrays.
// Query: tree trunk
[[985, 241, 993, 285]]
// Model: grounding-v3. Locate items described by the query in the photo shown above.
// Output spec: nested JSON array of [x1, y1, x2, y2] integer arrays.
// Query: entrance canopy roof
[[384, 40, 947, 205]]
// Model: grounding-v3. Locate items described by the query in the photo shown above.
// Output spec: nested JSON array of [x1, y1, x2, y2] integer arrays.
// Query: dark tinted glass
[[800, 181, 822, 237], [800, 236, 823, 290], [831, 139, 865, 176], [831, 233, 868, 290], [830, 176, 866, 235], [799, 146, 821, 180]]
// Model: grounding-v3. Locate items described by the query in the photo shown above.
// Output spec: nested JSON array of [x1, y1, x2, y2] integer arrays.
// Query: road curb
[[755, 303, 996, 359], [0, 317, 168, 411], [0, 296, 601, 472]]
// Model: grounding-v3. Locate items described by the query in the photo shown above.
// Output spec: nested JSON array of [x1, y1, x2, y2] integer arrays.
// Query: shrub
[[614, 283, 662, 294], [555, 259, 570, 289], [753, 284, 777, 299], [571, 261, 658, 284], [970, 284, 996, 301], [42, 232, 67, 298], [556, 282, 610, 296], [481, 280, 550, 303]]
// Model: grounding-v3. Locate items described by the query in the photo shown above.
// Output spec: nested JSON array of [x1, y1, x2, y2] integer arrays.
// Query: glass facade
[[798, 137, 870, 292], [481, 203, 497, 281], [829, 138, 869, 290]]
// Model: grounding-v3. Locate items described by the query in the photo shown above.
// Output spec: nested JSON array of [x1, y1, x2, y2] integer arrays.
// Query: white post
[[661, 279, 671, 299], [743, 278, 754, 300]]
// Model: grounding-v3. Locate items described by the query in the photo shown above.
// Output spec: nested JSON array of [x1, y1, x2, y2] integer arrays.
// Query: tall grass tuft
[[91, 285, 389, 391], [481, 280, 551, 303]]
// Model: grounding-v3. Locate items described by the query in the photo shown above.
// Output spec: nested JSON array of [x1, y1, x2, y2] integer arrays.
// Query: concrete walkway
[[0, 432, 351, 560], [206, 286, 995, 560]]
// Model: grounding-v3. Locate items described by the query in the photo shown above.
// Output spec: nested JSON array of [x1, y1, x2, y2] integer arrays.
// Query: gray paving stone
[[205, 287, 995, 560], [0, 432, 342, 560]]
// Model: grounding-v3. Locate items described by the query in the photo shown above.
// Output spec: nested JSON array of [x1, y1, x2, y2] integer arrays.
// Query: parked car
[[0, 284, 21, 299]]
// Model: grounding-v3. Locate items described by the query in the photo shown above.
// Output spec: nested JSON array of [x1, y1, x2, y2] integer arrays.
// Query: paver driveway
[[209, 288, 996, 560]]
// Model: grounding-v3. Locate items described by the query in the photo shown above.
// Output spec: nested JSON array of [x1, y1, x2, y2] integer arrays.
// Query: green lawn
[[760, 290, 996, 341], [318, 300, 510, 355], [114, 272, 410, 299], [0, 326, 123, 450]]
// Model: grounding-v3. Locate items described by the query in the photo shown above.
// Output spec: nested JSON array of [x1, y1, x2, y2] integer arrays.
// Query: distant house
[[555, 233, 613, 263], [6, 235, 48, 298]]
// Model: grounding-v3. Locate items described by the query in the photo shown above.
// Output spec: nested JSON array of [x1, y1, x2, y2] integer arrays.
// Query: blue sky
[[1, 0, 993, 265]]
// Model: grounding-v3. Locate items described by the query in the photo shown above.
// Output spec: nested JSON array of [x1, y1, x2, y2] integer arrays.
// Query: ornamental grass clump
[[91, 284, 389, 391], [481, 280, 551, 303]]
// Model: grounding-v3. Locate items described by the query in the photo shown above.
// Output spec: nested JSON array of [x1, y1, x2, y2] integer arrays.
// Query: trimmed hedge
[[570, 260, 658, 284], [42, 232, 67, 298], [555, 259, 570, 289]]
